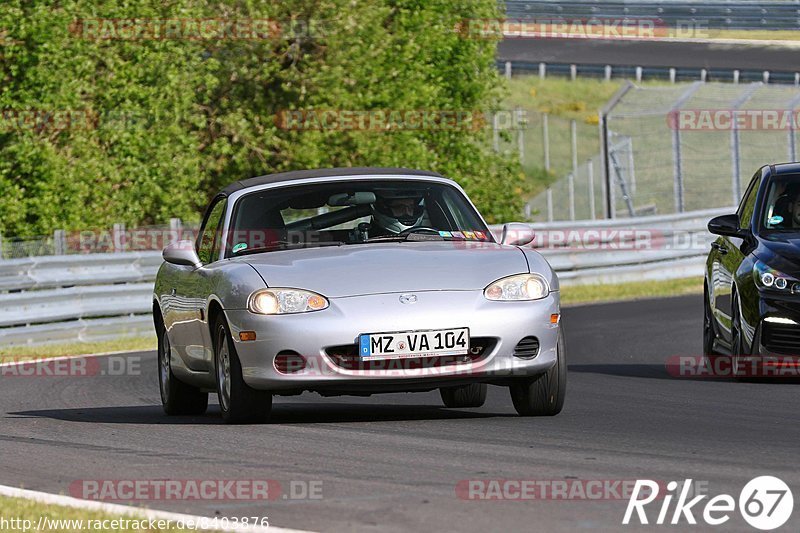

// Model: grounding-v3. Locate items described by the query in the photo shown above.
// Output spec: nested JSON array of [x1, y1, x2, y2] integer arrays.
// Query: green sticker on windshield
[[232, 242, 248, 253]]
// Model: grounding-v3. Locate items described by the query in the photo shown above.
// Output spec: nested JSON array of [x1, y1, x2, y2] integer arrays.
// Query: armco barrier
[[0, 208, 725, 345]]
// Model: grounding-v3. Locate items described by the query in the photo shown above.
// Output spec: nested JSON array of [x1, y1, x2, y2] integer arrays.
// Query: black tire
[[214, 316, 272, 424], [703, 286, 718, 357], [510, 330, 566, 416], [157, 320, 208, 416], [439, 383, 487, 408]]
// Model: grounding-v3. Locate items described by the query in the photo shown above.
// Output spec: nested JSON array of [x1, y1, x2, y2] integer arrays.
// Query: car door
[[170, 196, 228, 371], [710, 172, 760, 343]]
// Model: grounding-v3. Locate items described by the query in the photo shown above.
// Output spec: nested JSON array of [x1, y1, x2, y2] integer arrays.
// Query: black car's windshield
[[227, 179, 492, 256], [761, 174, 800, 232]]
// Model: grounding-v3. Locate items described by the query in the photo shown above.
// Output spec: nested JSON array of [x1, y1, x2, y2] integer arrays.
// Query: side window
[[197, 198, 227, 264], [737, 173, 760, 230]]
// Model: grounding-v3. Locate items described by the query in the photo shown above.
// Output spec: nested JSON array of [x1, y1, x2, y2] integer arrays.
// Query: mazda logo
[[399, 294, 418, 304]]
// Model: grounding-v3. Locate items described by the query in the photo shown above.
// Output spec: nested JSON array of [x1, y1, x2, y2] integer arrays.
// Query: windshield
[[226, 179, 492, 255], [760, 174, 800, 232]]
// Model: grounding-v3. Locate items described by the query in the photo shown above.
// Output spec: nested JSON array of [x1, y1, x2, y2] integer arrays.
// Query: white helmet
[[371, 191, 425, 234]]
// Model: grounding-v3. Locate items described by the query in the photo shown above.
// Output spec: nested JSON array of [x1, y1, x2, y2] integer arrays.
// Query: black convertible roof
[[220, 167, 445, 196]]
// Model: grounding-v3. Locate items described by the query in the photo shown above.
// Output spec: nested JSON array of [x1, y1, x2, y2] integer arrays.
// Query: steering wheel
[[399, 226, 440, 236]]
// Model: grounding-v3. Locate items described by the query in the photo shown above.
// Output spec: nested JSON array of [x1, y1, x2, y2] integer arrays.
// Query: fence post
[[53, 229, 66, 255], [546, 188, 553, 222], [700, 69, 707, 83], [169, 217, 183, 245], [568, 173, 575, 221], [635, 66, 642, 83], [0, 231, 4, 260], [539, 62, 546, 79], [113, 223, 126, 253], [516, 108, 525, 164], [504, 61, 512, 79], [570, 120, 578, 176], [627, 136, 636, 196], [669, 68, 676, 84], [570, 64, 577, 81], [588, 158, 596, 220], [542, 113, 550, 172], [733, 70, 740, 84], [604, 65, 612, 82], [763, 71, 770, 84]]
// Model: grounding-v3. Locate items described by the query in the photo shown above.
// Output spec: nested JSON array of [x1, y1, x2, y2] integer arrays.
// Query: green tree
[[0, 0, 525, 236]]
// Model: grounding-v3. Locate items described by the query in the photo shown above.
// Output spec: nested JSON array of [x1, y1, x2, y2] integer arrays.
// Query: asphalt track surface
[[2, 294, 799, 532], [497, 38, 800, 71]]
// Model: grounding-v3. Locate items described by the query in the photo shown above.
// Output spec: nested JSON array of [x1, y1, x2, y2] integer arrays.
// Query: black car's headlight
[[753, 260, 800, 292], [484, 273, 550, 301], [248, 288, 329, 314]]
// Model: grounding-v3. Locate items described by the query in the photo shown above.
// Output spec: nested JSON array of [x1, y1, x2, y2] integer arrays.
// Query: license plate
[[359, 327, 469, 359]]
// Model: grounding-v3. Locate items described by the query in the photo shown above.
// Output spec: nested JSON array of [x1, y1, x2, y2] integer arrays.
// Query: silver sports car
[[153, 168, 565, 423]]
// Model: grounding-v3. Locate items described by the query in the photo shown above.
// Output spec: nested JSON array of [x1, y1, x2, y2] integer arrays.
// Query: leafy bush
[[0, 0, 525, 235]]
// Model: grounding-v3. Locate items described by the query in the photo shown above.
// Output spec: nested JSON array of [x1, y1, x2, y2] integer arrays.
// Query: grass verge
[[0, 495, 213, 532], [560, 276, 703, 306], [0, 336, 156, 363]]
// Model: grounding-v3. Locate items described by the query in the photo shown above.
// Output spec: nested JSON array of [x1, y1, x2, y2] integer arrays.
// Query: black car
[[705, 162, 800, 374]]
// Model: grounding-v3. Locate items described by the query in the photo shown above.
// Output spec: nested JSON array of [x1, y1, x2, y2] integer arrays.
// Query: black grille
[[513, 336, 540, 359], [325, 337, 495, 371], [763, 322, 800, 354]]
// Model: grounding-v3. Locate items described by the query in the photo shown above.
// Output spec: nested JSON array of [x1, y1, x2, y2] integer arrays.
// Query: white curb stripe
[[0, 484, 314, 533]]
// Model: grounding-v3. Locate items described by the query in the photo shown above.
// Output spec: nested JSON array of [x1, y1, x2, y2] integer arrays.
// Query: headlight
[[484, 273, 549, 301], [753, 260, 799, 293], [248, 288, 329, 314]]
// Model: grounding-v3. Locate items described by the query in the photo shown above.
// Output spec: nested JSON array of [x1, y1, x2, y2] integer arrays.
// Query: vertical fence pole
[[627, 136, 636, 195], [733, 70, 740, 84], [0, 231, 4, 260], [539, 62, 546, 79], [504, 61, 512, 79], [546, 188, 553, 222], [672, 126, 684, 213], [542, 113, 550, 172], [588, 158, 596, 220], [169, 217, 183, 245], [516, 107, 525, 164], [635, 66, 642, 83], [568, 173, 575, 221], [604, 65, 612, 82], [669, 68, 676, 84], [113, 223, 126, 253], [53, 229, 66, 255], [570, 64, 577, 81]]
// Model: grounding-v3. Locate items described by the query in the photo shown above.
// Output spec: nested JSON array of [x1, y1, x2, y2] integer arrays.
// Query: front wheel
[[440, 383, 487, 408], [214, 317, 272, 424], [158, 326, 208, 416], [509, 330, 566, 416]]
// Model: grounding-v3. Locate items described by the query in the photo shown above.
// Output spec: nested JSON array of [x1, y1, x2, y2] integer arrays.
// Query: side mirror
[[163, 240, 202, 268], [708, 214, 747, 238], [501, 222, 535, 246]]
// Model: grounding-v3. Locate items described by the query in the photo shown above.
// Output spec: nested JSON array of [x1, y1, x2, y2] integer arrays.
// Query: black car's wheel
[[214, 316, 272, 424], [703, 287, 718, 356], [510, 330, 566, 416], [440, 383, 487, 408], [158, 324, 208, 416]]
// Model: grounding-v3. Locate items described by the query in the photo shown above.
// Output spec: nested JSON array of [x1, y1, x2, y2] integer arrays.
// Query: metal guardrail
[[503, 1, 800, 30], [0, 208, 726, 346]]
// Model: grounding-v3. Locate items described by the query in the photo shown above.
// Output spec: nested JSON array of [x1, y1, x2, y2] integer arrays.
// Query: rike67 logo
[[623, 476, 794, 530]]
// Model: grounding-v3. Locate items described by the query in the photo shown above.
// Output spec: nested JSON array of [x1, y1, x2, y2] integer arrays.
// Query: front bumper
[[224, 290, 560, 392]]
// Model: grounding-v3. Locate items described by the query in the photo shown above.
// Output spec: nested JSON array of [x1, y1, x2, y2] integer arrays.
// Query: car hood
[[237, 242, 529, 298], [756, 233, 800, 275]]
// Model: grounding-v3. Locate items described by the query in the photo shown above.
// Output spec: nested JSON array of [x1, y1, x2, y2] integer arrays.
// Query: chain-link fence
[[526, 81, 800, 221]]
